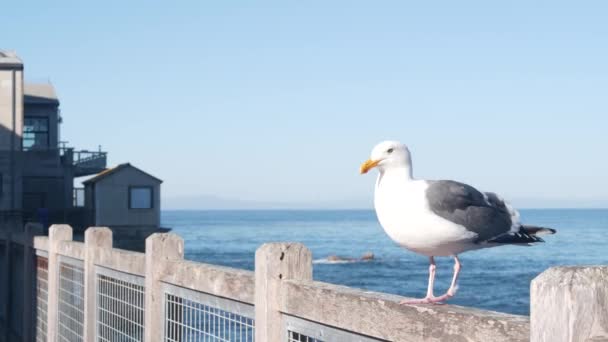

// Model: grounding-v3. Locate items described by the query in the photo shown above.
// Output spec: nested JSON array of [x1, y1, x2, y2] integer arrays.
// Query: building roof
[[24, 83, 60, 105], [0, 51, 23, 68], [83, 163, 163, 185]]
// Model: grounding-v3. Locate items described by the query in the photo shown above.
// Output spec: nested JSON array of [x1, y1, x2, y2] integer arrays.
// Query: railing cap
[[532, 266, 608, 287]]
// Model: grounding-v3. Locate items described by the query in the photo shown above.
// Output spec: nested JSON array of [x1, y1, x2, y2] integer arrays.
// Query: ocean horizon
[[162, 208, 608, 316]]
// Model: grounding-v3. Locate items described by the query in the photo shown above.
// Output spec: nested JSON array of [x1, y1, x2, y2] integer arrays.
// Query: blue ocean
[[162, 209, 608, 316]]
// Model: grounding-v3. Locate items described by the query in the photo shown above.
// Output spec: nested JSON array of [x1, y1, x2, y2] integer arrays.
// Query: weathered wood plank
[[56, 240, 85, 260], [161, 260, 255, 304], [95, 245, 146, 276], [33, 235, 49, 252], [255, 242, 313, 342], [144, 233, 184, 342], [47, 224, 73, 342], [281, 280, 530, 342], [83, 227, 113, 341], [531, 266, 608, 342]]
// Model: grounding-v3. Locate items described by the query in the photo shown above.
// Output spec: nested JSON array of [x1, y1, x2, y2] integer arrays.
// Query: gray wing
[[425, 180, 513, 243]]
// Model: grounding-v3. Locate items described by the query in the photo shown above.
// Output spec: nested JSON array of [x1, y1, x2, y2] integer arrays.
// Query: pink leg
[[425, 257, 436, 298], [400, 255, 462, 305], [400, 257, 438, 304], [425, 255, 462, 302], [447, 255, 462, 296]]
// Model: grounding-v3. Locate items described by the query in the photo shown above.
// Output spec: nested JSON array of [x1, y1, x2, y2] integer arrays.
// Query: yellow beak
[[360, 159, 381, 174]]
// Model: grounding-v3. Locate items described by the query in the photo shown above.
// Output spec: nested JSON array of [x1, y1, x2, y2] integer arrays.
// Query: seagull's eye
[[387, 148, 394, 154]]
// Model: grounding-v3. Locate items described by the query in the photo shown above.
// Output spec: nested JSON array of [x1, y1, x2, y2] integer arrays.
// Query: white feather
[[374, 170, 478, 257]]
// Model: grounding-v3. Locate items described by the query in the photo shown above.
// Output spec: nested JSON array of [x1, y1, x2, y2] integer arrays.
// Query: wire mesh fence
[[163, 285, 255, 342], [284, 315, 387, 342], [288, 331, 324, 342], [58, 258, 85, 342], [96, 269, 145, 342], [35, 256, 49, 342]]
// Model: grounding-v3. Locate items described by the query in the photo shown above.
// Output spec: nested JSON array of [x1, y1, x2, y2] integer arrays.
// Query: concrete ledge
[[95, 247, 146, 276], [162, 259, 255, 304], [282, 280, 530, 342]]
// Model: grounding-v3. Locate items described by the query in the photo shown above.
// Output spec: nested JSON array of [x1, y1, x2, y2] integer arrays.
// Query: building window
[[23, 117, 50, 150], [129, 186, 153, 209]]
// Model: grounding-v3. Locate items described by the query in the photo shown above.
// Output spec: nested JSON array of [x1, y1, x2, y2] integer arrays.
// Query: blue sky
[[3, 1, 607, 208]]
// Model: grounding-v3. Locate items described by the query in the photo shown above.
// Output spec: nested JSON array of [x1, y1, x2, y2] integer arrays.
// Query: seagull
[[360, 141, 556, 304]]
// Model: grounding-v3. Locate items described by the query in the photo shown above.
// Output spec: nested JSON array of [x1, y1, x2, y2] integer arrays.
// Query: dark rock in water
[[361, 252, 374, 261], [327, 255, 355, 262], [324, 252, 374, 263], [327, 255, 341, 262]]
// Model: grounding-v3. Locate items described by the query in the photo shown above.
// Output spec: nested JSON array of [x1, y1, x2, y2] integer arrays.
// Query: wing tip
[[486, 231, 547, 244], [523, 226, 557, 236]]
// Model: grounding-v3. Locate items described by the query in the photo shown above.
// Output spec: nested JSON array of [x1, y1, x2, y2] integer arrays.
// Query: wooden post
[[531, 266, 608, 342], [22, 222, 43, 342], [255, 242, 312, 342], [144, 233, 184, 342], [46, 224, 73, 342], [83, 227, 113, 341]]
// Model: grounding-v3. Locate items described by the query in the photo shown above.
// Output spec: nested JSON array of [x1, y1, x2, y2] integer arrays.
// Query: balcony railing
[[73, 150, 107, 165], [59, 146, 108, 176], [60, 146, 107, 163]]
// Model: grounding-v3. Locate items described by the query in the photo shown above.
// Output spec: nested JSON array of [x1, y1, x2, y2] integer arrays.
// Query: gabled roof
[[24, 83, 60, 105], [83, 163, 163, 185]]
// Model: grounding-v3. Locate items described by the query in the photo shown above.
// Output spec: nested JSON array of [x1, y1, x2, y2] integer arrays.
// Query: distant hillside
[[162, 194, 372, 210], [162, 194, 607, 210]]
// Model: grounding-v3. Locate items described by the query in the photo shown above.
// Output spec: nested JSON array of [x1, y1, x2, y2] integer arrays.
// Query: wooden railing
[[0, 223, 606, 342]]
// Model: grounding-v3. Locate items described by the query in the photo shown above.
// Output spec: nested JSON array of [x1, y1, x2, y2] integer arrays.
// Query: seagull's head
[[360, 141, 411, 174]]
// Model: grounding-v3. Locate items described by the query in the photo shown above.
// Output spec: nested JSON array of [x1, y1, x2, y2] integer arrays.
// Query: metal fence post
[[46, 224, 73, 342], [83, 227, 113, 341], [144, 233, 184, 342], [23, 222, 43, 342], [255, 242, 312, 342], [531, 266, 608, 342]]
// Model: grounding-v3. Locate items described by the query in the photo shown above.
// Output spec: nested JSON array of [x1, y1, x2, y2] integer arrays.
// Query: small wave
[[313, 258, 375, 265], [314, 259, 358, 264]]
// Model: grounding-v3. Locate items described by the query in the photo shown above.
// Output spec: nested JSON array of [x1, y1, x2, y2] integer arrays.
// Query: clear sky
[[3, 1, 607, 208]]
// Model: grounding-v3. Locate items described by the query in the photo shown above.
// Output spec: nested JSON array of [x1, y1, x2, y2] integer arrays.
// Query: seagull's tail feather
[[486, 225, 556, 244]]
